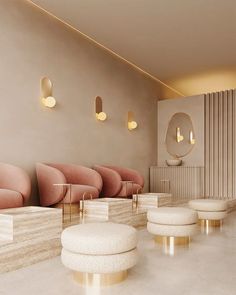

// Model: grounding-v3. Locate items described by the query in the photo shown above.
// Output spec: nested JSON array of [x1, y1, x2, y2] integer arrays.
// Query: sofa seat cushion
[[118, 182, 142, 197], [189, 199, 228, 212], [63, 185, 99, 203], [0, 189, 23, 209], [147, 207, 198, 225], [61, 222, 138, 255]]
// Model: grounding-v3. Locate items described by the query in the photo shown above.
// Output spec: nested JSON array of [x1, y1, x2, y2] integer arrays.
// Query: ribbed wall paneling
[[205, 89, 236, 199], [150, 166, 204, 202]]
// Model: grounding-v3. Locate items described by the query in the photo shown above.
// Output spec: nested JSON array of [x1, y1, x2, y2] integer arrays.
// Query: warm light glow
[[176, 127, 184, 143], [128, 121, 138, 130], [42, 96, 56, 108], [164, 68, 236, 97], [96, 112, 107, 121], [190, 130, 196, 145]]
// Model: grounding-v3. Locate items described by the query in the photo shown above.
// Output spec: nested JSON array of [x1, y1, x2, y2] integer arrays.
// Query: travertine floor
[[0, 212, 236, 295]]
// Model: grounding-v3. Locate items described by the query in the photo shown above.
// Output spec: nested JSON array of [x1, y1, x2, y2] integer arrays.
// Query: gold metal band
[[198, 219, 222, 227], [154, 235, 190, 246], [74, 270, 128, 286]]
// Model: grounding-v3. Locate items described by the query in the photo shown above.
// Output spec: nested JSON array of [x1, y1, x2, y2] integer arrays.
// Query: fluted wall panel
[[205, 89, 236, 199], [150, 166, 204, 202]]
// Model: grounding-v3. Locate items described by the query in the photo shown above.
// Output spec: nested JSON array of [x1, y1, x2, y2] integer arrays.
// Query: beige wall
[[158, 95, 205, 166], [0, 0, 160, 204]]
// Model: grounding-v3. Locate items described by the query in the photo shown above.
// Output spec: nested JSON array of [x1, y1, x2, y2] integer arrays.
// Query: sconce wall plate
[[128, 111, 138, 131], [40, 77, 56, 108], [95, 96, 107, 121]]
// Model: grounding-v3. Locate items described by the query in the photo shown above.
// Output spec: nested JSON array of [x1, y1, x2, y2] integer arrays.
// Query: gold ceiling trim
[[27, 0, 185, 97]]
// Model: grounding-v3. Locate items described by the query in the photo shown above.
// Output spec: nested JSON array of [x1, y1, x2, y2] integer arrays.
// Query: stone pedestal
[[134, 193, 172, 209], [0, 206, 62, 273]]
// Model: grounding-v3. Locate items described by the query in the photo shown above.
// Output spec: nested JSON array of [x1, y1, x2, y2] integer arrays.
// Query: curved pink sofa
[[0, 163, 31, 209], [36, 163, 103, 207], [94, 165, 144, 197]]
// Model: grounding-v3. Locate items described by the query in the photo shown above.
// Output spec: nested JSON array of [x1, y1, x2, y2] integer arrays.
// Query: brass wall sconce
[[40, 77, 56, 108], [189, 130, 196, 145], [128, 111, 138, 131], [95, 96, 107, 121], [176, 127, 184, 143]]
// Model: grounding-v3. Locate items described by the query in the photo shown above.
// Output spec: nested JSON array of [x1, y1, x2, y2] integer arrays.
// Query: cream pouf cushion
[[147, 207, 198, 237], [189, 199, 228, 212], [148, 207, 198, 225], [189, 199, 228, 220], [61, 222, 138, 275], [61, 222, 138, 255]]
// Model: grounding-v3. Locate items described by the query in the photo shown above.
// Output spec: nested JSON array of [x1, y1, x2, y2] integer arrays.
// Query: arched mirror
[[165, 112, 195, 158]]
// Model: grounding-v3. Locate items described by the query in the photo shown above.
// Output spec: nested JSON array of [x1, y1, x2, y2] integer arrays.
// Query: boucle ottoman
[[189, 199, 228, 227], [61, 222, 138, 286], [147, 207, 198, 247]]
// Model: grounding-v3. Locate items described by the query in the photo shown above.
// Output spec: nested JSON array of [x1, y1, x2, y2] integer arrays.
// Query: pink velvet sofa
[[93, 165, 144, 197], [0, 163, 31, 209], [36, 163, 103, 207]]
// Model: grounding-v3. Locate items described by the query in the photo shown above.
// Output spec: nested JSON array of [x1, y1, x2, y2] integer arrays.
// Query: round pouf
[[189, 199, 228, 228], [147, 207, 198, 251], [61, 222, 138, 287]]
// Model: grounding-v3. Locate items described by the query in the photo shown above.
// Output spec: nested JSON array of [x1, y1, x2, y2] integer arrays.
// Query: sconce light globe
[[128, 121, 138, 130], [45, 96, 56, 108], [97, 111, 107, 121]]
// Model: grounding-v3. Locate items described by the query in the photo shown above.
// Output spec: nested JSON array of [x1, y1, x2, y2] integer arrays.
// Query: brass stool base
[[198, 219, 222, 227], [155, 235, 190, 246], [198, 219, 223, 234], [154, 236, 190, 256], [74, 270, 128, 287]]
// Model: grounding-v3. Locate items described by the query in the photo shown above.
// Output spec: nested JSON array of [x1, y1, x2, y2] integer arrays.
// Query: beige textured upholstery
[[61, 222, 138, 274], [61, 222, 138, 255], [148, 207, 198, 225], [189, 199, 228, 211], [61, 248, 138, 273], [147, 222, 197, 237], [189, 199, 228, 221], [147, 207, 198, 238]]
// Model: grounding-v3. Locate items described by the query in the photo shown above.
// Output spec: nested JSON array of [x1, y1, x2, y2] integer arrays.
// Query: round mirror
[[165, 112, 195, 158]]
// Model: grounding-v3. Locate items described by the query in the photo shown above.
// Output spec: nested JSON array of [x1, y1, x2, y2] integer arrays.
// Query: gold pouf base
[[155, 235, 190, 246], [74, 270, 128, 287], [198, 219, 222, 227], [154, 236, 190, 256], [198, 219, 223, 234]]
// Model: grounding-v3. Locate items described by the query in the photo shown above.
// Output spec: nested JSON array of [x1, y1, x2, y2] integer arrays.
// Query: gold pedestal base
[[155, 236, 190, 246], [155, 236, 190, 256], [198, 219, 222, 234], [198, 219, 222, 227], [74, 270, 128, 287]]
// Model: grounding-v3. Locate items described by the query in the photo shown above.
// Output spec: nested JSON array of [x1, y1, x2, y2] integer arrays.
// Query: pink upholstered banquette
[[36, 163, 103, 207], [93, 165, 144, 197], [0, 163, 31, 209]]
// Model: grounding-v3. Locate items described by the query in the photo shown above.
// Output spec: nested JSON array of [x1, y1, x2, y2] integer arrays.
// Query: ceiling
[[30, 0, 236, 97]]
